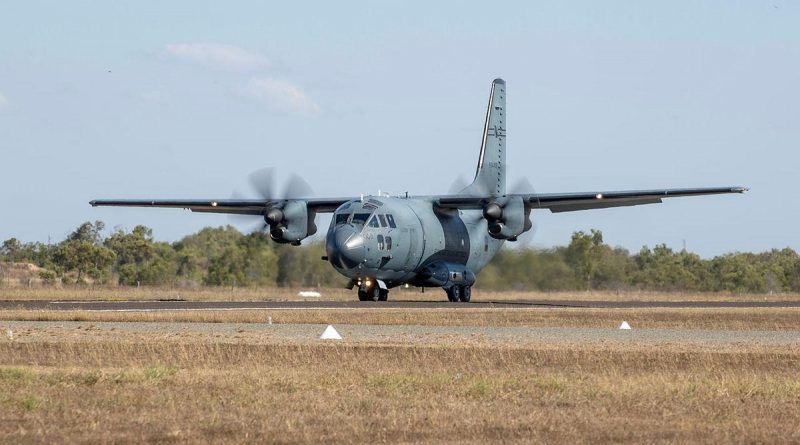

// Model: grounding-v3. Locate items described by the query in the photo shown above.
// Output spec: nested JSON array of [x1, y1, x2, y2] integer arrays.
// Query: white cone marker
[[320, 325, 342, 340], [619, 321, 631, 330]]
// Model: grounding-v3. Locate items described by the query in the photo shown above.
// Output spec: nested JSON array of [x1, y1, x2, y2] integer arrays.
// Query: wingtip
[[735, 187, 749, 193], [89, 200, 97, 207]]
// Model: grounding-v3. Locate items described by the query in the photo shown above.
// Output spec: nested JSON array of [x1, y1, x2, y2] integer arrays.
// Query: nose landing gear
[[357, 284, 388, 301], [446, 285, 471, 303]]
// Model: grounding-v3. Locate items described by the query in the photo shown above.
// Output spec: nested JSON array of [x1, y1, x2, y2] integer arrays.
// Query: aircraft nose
[[326, 225, 365, 269]]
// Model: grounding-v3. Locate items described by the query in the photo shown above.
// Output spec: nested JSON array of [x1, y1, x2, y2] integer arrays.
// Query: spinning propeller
[[231, 168, 315, 233]]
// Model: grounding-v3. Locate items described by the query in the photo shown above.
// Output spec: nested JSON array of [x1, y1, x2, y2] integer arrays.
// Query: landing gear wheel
[[378, 288, 389, 301], [369, 286, 381, 302], [461, 286, 471, 303], [358, 289, 370, 301], [446, 286, 461, 302]]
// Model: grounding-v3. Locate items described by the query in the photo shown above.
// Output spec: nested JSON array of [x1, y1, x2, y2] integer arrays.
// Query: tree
[[172, 226, 279, 287], [54, 240, 115, 283], [105, 225, 177, 285], [709, 253, 766, 293], [1, 238, 22, 262], [565, 229, 605, 289], [632, 245, 709, 291], [275, 243, 342, 287], [68, 221, 106, 245]]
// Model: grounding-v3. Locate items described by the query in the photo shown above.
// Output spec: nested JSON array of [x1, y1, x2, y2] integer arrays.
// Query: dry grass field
[[1, 333, 799, 444], [1, 289, 799, 443], [1, 307, 800, 331], [2, 286, 799, 302]]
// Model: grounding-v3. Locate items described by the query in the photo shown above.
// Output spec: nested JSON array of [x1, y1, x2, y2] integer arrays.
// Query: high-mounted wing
[[437, 186, 747, 212], [89, 197, 353, 214]]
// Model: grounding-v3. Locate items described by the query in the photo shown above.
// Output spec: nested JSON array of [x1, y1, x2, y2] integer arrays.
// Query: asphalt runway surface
[[2, 299, 800, 311]]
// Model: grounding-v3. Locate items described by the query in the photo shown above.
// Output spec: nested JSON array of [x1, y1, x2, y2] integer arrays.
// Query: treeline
[[0, 221, 341, 288], [1, 222, 799, 293], [480, 230, 800, 293]]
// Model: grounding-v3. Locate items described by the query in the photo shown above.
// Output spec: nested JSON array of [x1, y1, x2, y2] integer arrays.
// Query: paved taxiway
[[1, 299, 799, 311]]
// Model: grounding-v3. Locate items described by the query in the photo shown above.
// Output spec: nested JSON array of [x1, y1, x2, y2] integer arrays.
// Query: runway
[[2, 299, 799, 311]]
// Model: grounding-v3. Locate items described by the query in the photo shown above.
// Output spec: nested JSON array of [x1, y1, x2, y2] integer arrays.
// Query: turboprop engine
[[482, 196, 532, 241], [265, 200, 317, 244]]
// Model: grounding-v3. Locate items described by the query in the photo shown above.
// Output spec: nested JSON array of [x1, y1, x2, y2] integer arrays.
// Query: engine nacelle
[[267, 200, 317, 244], [482, 196, 531, 240]]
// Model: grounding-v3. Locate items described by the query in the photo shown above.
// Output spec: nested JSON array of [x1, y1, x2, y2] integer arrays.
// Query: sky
[[0, 1, 798, 258]]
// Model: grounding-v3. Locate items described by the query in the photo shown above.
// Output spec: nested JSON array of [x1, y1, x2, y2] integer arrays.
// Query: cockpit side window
[[385, 214, 397, 228], [378, 214, 387, 227], [351, 213, 370, 225], [368, 215, 380, 228], [377, 234, 385, 250], [334, 213, 350, 225]]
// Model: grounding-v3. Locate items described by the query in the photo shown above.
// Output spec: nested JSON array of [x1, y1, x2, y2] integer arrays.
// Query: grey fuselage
[[325, 196, 504, 288]]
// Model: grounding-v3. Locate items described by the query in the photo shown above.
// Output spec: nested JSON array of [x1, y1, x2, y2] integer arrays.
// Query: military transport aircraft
[[91, 78, 746, 302]]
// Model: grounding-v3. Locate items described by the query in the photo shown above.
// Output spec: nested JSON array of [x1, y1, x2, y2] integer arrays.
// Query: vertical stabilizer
[[461, 78, 506, 197]]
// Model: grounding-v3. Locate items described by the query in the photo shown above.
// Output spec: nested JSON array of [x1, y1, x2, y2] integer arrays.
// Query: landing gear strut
[[446, 285, 471, 303]]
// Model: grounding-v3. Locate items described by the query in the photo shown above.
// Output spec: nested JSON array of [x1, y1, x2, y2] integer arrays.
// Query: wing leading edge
[[436, 186, 747, 212], [89, 198, 353, 215]]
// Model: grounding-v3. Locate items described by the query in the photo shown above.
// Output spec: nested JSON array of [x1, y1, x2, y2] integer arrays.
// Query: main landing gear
[[446, 285, 471, 303], [358, 286, 388, 302]]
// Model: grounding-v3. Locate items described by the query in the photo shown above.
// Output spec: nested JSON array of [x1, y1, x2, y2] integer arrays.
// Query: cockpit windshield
[[351, 213, 371, 226], [333, 205, 375, 228], [334, 213, 350, 225]]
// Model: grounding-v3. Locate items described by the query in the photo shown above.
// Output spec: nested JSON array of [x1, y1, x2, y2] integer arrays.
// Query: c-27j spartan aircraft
[[92, 78, 746, 302]]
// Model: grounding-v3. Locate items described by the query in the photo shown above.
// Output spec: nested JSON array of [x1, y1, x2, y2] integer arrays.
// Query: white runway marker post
[[298, 291, 321, 298], [619, 321, 632, 330], [6, 329, 13, 339], [320, 325, 342, 340]]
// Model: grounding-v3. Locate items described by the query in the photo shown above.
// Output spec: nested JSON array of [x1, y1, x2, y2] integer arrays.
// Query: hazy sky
[[1, 1, 797, 257]]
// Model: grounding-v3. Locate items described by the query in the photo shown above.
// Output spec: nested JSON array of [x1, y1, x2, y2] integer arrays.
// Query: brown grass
[[2, 307, 800, 331], [1, 339, 799, 444], [2, 286, 799, 302]]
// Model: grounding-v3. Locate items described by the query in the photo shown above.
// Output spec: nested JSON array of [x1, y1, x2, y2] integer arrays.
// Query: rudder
[[461, 78, 506, 197]]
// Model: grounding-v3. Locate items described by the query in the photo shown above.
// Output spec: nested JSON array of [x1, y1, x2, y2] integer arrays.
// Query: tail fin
[[461, 78, 506, 197]]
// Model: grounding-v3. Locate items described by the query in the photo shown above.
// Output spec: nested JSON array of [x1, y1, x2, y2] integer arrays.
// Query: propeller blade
[[510, 177, 539, 239], [283, 173, 313, 199], [448, 174, 469, 194], [229, 168, 314, 235], [248, 168, 276, 200], [510, 177, 536, 194]]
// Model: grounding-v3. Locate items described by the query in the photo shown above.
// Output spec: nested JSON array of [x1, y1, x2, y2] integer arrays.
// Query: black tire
[[446, 288, 457, 302], [358, 289, 370, 301], [461, 286, 471, 303], [449, 286, 461, 302], [369, 286, 381, 301], [378, 289, 389, 301]]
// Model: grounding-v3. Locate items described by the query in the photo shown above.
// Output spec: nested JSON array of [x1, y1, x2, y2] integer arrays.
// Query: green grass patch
[[0, 366, 33, 382]]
